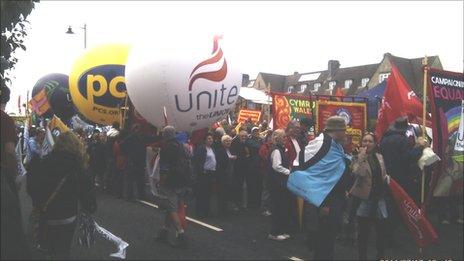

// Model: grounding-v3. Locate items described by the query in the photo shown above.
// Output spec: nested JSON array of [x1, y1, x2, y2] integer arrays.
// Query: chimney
[[328, 60, 340, 78], [242, 74, 250, 87]]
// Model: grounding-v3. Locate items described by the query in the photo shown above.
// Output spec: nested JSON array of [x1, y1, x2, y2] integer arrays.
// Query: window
[[313, 83, 321, 92], [379, 73, 391, 83], [344, 79, 353, 89], [329, 81, 336, 91], [299, 73, 321, 82], [287, 86, 294, 93], [247, 80, 255, 87], [300, 84, 307, 93], [362, 78, 369, 87]]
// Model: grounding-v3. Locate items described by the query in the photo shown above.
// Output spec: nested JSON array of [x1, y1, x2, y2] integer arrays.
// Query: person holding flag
[[287, 116, 353, 260]]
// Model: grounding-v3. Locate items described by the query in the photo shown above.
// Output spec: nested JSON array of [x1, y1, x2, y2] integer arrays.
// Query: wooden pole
[[421, 56, 428, 205], [419, 56, 428, 256]]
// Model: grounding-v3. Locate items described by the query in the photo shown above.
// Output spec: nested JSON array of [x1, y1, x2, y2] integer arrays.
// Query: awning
[[239, 87, 272, 105]]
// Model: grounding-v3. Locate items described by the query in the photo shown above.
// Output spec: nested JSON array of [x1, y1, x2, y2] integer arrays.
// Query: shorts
[[155, 186, 187, 212]]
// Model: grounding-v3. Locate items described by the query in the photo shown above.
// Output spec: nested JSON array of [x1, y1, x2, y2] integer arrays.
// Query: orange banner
[[237, 109, 261, 124]]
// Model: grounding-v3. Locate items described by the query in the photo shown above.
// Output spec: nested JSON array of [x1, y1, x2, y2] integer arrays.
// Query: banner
[[428, 69, 464, 163], [316, 100, 367, 153], [271, 92, 314, 129], [237, 109, 261, 124], [29, 89, 51, 116], [389, 178, 438, 248]]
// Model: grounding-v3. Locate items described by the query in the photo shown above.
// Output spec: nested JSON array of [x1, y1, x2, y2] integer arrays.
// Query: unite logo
[[174, 36, 238, 113]]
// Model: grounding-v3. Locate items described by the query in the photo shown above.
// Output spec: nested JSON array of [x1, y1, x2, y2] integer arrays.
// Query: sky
[[5, 0, 464, 115]]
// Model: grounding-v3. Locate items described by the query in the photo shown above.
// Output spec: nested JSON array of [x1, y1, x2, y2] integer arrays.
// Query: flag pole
[[419, 55, 428, 256]]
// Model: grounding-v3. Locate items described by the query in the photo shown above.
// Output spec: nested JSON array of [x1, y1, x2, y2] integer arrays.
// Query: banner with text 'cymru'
[[271, 92, 314, 130]]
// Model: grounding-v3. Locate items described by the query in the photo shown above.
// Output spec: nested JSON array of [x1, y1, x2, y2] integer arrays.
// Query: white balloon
[[125, 34, 241, 132]]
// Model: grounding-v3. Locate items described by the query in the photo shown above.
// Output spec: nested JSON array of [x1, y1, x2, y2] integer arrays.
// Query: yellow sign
[[69, 44, 130, 125]]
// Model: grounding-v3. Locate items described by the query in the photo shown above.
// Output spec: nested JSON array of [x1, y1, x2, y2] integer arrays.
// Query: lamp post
[[66, 23, 87, 49]]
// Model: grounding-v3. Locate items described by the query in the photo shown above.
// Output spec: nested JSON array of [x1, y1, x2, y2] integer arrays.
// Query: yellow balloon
[[69, 44, 130, 125]]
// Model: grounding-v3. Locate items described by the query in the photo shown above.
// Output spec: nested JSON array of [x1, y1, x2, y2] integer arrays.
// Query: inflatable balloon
[[69, 44, 130, 125], [125, 35, 241, 132], [31, 73, 76, 121]]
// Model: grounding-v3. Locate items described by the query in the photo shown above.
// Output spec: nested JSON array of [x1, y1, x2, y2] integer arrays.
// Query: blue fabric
[[287, 139, 348, 207], [357, 81, 386, 120], [176, 132, 189, 144]]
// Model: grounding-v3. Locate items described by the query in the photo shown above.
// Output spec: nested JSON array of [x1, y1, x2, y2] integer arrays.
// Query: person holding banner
[[350, 132, 391, 260]]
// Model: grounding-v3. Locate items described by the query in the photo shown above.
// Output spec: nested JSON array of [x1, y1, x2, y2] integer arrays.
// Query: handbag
[[30, 174, 69, 252]]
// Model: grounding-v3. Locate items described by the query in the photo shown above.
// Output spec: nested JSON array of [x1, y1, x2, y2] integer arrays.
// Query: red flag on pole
[[389, 178, 438, 248], [375, 64, 426, 141]]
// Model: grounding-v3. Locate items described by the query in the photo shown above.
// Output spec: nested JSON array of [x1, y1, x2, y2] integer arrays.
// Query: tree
[[1, 0, 39, 87]]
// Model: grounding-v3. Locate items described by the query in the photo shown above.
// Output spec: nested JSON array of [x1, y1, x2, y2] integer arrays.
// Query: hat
[[300, 117, 314, 127], [324, 116, 347, 131], [389, 116, 409, 132]]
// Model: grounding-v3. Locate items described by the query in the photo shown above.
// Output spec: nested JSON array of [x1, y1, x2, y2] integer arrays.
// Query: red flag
[[28, 89, 51, 116], [389, 178, 438, 248], [375, 64, 425, 140]]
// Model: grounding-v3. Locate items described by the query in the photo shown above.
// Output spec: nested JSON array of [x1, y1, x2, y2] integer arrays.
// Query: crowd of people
[[1, 83, 463, 260]]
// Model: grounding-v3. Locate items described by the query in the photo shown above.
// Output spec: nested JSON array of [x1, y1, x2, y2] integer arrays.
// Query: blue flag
[[287, 133, 350, 207]]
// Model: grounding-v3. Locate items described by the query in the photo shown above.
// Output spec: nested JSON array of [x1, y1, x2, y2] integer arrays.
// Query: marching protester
[[26, 127, 45, 169], [87, 132, 107, 189], [284, 120, 300, 229], [121, 124, 147, 201], [350, 132, 391, 260], [268, 129, 293, 241], [379, 116, 429, 247], [231, 129, 252, 210], [27, 131, 96, 259], [112, 129, 128, 199], [259, 130, 273, 217], [156, 126, 190, 248], [215, 134, 237, 216], [247, 127, 264, 210], [193, 133, 217, 218], [1, 85, 31, 260]]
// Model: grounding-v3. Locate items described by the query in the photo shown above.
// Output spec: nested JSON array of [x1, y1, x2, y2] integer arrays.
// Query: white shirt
[[271, 149, 290, 175], [204, 146, 217, 171], [291, 138, 301, 167]]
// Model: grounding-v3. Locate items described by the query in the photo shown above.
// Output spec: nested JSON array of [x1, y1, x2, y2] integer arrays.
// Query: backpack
[[167, 141, 193, 188]]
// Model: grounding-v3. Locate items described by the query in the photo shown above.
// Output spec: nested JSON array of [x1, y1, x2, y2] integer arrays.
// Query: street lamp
[[66, 23, 87, 49]]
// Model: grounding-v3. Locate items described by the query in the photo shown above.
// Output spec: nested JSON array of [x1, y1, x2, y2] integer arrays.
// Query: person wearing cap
[[299, 117, 315, 147], [379, 116, 428, 248], [289, 116, 353, 260]]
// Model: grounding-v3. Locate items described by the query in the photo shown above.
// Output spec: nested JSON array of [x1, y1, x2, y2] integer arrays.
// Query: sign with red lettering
[[428, 68, 464, 164], [271, 92, 314, 129], [237, 109, 261, 123], [316, 100, 367, 153]]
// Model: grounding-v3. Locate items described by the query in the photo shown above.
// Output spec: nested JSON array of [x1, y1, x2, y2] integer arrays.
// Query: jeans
[[357, 217, 387, 260], [196, 171, 214, 217]]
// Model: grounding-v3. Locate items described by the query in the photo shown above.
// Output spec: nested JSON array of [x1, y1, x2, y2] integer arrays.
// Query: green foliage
[[1, 0, 39, 86]]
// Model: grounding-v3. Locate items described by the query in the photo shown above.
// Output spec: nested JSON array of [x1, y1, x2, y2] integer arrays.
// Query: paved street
[[19, 182, 463, 260]]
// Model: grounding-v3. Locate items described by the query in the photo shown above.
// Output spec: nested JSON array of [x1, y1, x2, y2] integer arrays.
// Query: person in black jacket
[[215, 135, 236, 216], [27, 131, 96, 259], [193, 133, 217, 218], [230, 129, 251, 209], [247, 127, 264, 209], [379, 116, 428, 249]]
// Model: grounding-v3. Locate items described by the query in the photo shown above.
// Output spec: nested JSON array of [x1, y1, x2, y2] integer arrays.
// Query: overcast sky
[[5, 1, 464, 114]]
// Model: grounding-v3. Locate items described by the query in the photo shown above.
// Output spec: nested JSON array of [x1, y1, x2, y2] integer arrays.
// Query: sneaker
[[441, 220, 450, 225], [262, 210, 272, 217], [155, 228, 168, 242], [268, 234, 287, 241], [282, 234, 291, 239]]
